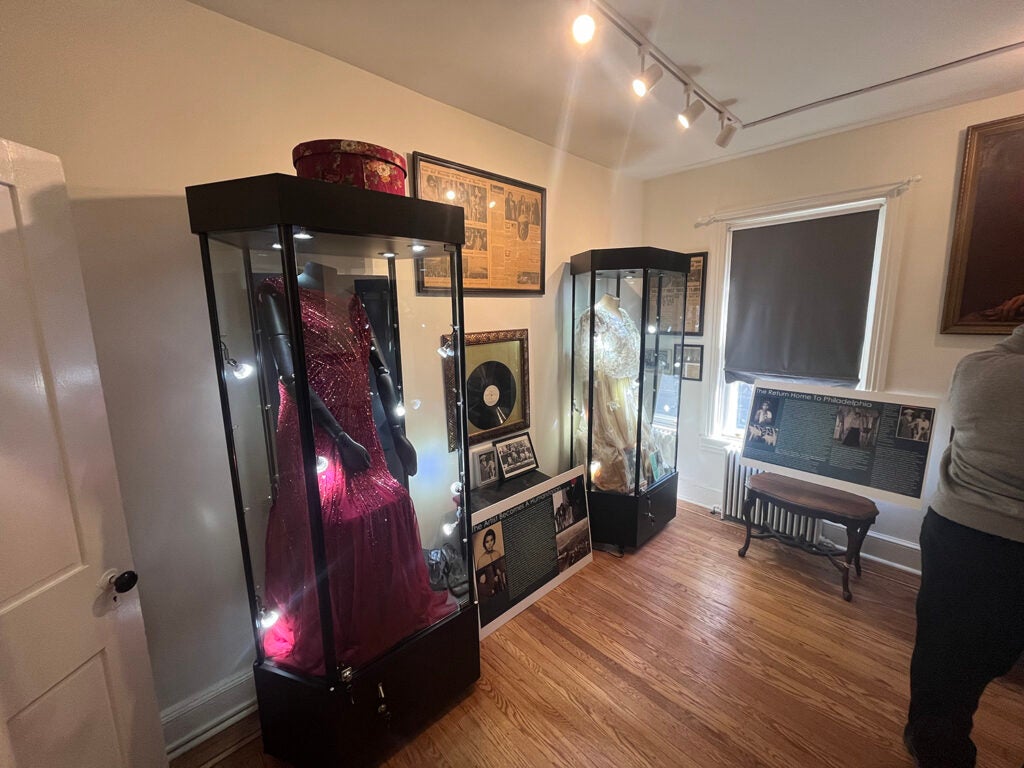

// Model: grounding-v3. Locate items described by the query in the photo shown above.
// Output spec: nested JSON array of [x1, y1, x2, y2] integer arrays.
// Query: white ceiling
[[192, 0, 1024, 179]]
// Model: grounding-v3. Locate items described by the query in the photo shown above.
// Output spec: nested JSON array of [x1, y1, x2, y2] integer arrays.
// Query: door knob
[[112, 570, 139, 594], [98, 568, 139, 597]]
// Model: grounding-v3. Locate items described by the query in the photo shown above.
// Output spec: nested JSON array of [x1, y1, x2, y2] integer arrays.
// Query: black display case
[[187, 174, 479, 766], [570, 247, 698, 552]]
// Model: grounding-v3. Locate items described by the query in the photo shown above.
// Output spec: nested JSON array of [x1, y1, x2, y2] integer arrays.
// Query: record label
[[467, 361, 517, 430], [483, 385, 500, 407]]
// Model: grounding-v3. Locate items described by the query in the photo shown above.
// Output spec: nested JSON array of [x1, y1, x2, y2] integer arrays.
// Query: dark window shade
[[724, 209, 879, 386]]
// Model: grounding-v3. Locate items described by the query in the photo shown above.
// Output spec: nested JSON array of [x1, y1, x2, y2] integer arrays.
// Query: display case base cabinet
[[254, 608, 480, 767], [588, 472, 679, 550]]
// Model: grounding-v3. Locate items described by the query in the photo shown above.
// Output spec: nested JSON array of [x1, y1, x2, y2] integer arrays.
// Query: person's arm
[[367, 327, 417, 476], [257, 284, 371, 472]]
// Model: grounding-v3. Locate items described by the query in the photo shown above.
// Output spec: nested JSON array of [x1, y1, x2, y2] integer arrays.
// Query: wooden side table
[[737, 472, 879, 601]]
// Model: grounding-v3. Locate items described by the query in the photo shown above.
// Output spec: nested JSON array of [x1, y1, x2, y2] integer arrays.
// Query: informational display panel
[[741, 381, 940, 504], [470, 467, 591, 637]]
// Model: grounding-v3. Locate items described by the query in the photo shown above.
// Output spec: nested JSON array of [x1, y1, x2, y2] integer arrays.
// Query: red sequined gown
[[261, 281, 455, 674]]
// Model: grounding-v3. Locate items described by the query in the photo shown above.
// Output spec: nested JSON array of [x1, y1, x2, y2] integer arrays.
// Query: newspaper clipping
[[741, 381, 939, 503], [415, 156, 544, 293]]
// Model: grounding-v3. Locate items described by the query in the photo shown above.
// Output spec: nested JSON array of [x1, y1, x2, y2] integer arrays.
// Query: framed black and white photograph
[[896, 406, 935, 443], [676, 343, 704, 381], [472, 523, 507, 603], [470, 445, 499, 488], [493, 432, 538, 480], [644, 348, 668, 373]]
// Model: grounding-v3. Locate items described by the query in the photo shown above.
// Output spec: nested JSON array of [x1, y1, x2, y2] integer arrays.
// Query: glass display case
[[187, 174, 479, 767], [570, 247, 698, 552]]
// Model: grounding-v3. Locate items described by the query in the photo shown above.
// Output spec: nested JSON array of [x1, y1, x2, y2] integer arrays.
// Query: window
[[715, 200, 887, 439]]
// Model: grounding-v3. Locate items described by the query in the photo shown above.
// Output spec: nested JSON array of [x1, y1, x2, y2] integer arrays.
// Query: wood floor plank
[[190, 503, 1024, 767]]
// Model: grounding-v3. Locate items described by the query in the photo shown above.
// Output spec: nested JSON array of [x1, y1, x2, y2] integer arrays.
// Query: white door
[[0, 140, 166, 767]]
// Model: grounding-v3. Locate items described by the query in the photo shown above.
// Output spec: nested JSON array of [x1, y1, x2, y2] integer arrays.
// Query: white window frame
[[697, 179, 915, 451]]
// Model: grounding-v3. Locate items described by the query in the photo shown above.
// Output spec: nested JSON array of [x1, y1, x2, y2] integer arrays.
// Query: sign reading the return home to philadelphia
[[741, 381, 940, 504]]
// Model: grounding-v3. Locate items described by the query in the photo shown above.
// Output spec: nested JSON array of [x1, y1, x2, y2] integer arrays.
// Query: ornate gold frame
[[442, 329, 530, 451]]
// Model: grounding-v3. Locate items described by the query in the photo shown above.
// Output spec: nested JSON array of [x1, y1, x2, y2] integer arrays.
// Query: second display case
[[570, 247, 700, 552]]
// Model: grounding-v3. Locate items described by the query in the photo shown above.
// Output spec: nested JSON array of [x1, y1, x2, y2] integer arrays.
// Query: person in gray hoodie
[[904, 324, 1024, 768]]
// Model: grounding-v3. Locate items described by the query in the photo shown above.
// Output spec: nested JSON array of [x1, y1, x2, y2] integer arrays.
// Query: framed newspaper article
[[684, 253, 706, 336], [412, 153, 545, 296]]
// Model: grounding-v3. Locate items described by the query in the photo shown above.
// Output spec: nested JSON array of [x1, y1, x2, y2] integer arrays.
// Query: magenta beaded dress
[[261, 280, 455, 675]]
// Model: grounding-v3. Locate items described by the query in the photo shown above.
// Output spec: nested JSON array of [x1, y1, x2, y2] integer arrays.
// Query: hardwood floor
[[179, 503, 1024, 768]]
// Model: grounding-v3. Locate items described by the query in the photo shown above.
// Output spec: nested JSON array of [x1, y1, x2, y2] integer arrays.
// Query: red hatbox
[[292, 140, 407, 196]]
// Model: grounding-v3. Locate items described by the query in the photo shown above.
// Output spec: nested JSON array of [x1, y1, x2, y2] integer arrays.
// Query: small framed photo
[[492, 432, 538, 481], [469, 445, 499, 488], [675, 343, 704, 381]]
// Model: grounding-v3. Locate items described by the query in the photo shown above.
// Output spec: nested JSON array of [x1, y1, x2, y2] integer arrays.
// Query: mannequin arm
[[368, 328, 417, 476], [257, 285, 371, 472]]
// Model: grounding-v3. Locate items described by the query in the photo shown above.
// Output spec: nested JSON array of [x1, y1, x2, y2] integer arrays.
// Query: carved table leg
[[841, 524, 857, 601], [850, 521, 873, 578], [738, 494, 755, 558]]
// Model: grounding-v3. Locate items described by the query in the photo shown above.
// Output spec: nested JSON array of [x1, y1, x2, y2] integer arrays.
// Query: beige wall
[[0, 0, 641, 746], [643, 88, 1024, 567]]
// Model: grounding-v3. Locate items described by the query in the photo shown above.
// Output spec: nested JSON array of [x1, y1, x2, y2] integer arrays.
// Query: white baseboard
[[820, 521, 921, 575], [676, 478, 722, 510], [162, 668, 257, 759]]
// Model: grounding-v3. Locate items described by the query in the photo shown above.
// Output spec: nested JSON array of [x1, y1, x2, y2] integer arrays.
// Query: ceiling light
[[572, 13, 595, 44], [293, 228, 313, 240], [678, 97, 706, 130], [716, 117, 738, 148], [411, 244, 426, 252], [632, 61, 663, 97], [568, 1, 741, 151]]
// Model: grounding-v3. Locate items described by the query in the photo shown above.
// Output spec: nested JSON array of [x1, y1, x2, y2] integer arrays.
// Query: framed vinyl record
[[442, 329, 530, 450]]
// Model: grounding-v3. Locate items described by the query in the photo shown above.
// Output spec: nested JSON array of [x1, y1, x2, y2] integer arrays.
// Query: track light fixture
[[715, 116, 738, 148], [572, 0, 742, 149], [572, 13, 595, 44], [631, 52, 663, 97], [677, 89, 706, 129]]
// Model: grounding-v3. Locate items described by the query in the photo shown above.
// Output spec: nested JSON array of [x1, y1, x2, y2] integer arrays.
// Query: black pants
[[906, 509, 1024, 767]]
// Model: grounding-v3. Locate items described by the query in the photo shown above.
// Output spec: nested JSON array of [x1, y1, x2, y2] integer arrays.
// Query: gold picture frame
[[442, 329, 530, 450], [412, 153, 545, 296], [941, 113, 1024, 334]]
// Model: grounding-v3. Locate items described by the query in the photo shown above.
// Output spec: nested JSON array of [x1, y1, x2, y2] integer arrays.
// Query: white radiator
[[721, 448, 821, 544]]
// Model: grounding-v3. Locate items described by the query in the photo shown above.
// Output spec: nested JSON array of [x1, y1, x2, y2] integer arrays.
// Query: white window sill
[[699, 434, 742, 455]]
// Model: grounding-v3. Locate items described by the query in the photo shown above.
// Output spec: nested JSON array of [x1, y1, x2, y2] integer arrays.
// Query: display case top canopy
[[186, 173, 465, 245], [570, 246, 697, 275]]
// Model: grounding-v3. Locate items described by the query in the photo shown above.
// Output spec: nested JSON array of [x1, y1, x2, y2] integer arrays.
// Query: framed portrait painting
[[941, 114, 1024, 334]]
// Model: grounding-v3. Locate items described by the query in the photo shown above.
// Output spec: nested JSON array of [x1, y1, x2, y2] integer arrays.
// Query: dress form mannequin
[[255, 260, 452, 674], [258, 261, 417, 475], [574, 292, 655, 492]]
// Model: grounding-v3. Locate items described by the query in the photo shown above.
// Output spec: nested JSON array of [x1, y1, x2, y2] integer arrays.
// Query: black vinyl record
[[467, 361, 517, 430]]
